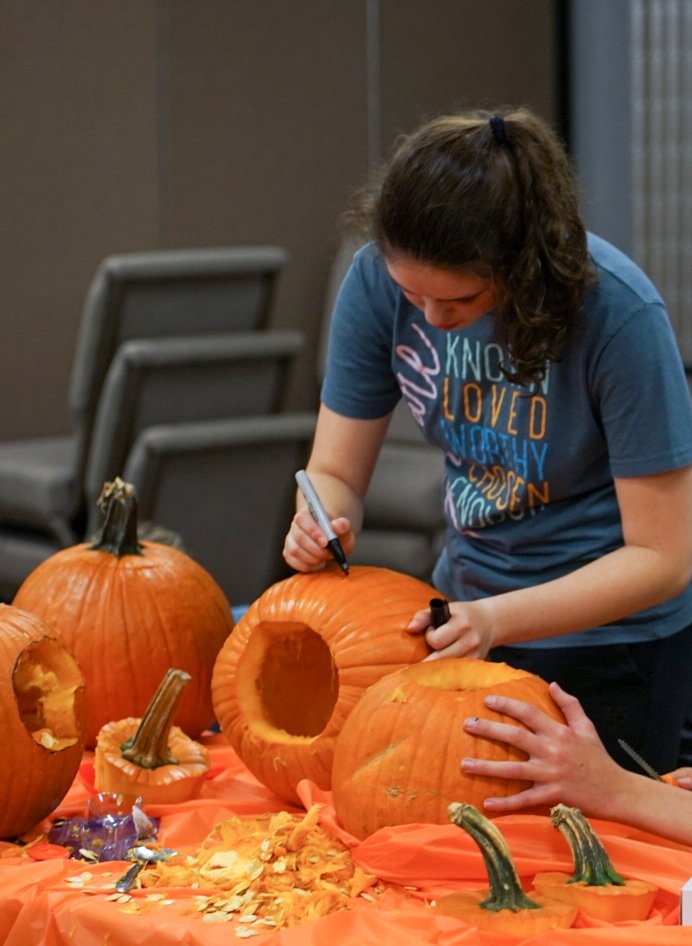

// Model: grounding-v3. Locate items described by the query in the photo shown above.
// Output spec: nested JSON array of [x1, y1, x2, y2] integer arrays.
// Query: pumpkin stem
[[120, 668, 191, 768], [448, 802, 540, 912], [90, 478, 142, 557], [550, 804, 625, 886]]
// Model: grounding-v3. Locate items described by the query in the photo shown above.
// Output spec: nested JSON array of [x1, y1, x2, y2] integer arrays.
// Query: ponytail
[[351, 107, 595, 387]]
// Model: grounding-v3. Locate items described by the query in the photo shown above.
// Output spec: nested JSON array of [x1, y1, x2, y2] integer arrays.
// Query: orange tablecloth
[[2, 734, 692, 945]]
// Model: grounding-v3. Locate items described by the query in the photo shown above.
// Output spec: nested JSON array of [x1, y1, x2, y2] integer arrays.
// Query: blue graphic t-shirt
[[321, 235, 692, 648]]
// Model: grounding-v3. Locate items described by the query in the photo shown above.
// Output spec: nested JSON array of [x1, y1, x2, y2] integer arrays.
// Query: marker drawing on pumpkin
[[295, 470, 350, 575]]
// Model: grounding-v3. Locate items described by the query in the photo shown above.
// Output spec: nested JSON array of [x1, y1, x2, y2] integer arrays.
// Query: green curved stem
[[448, 802, 540, 912], [550, 804, 625, 886], [120, 668, 191, 769], [90, 477, 142, 557]]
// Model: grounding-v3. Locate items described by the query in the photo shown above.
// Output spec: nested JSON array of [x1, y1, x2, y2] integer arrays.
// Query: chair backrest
[[123, 413, 317, 605], [83, 329, 304, 530], [69, 245, 288, 487]]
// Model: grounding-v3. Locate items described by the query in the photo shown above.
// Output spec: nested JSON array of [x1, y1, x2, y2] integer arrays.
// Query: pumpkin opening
[[235, 622, 338, 740], [402, 658, 532, 691], [13, 639, 85, 751]]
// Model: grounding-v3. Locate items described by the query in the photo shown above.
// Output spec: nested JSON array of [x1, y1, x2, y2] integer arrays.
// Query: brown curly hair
[[347, 107, 595, 387]]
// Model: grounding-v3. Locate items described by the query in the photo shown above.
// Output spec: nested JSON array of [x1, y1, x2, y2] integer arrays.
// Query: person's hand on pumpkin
[[459, 682, 639, 815], [458, 681, 692, 843], [406, 599, 495, 659], [283, 506, 355, 573]]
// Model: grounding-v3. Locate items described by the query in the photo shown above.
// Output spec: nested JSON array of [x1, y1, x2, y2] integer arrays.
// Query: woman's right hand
[[282, 507, 355, 573], [281, 405, 390, 573]]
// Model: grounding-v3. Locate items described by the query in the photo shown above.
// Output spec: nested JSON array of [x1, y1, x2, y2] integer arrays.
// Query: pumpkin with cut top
[[95, 667, 211, 805], [331, 657, 565, 838]]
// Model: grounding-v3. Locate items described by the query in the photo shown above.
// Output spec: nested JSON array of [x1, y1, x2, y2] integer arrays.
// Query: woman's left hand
[[459, 681, 631, 815], [406, 599, 495, 659]]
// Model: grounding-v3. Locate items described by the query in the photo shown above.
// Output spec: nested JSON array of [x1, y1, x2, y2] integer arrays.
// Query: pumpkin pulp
[[532, 804, 657, 922], [14, 638, 84, 752], [235, 622, 339, 742], [0, 605, 87, 839], [435, 802, 578, 935]]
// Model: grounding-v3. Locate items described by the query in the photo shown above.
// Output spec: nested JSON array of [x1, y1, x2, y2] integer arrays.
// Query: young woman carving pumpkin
[[283, 106, 692, 774]]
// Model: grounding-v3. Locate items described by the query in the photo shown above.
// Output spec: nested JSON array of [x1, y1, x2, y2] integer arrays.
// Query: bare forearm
[[598, 771, 692, 846], [463, 687, 692, 847], [484, 545, 689, 647], [298, 469, 365, 536]]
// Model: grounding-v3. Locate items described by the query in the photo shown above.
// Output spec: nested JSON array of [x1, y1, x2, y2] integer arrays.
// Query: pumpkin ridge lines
[[331, 658, 562, 837], [354, 739, 404, 775], [74, 553, 114, 678]]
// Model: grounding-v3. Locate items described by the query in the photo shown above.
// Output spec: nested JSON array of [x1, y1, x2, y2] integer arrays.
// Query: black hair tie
[[489, 114, 507, 146]]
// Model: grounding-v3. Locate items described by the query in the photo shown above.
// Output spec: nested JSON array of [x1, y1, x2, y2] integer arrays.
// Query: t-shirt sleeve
[[321, 245, 402, 419], [591, 301, 692, 476]]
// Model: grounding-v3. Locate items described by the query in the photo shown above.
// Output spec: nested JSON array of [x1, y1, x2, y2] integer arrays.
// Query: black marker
[[429, 597, 451, 628], [295, 470, 350, 575]]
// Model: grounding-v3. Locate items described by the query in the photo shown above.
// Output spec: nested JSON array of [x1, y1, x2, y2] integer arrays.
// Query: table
[[1, 733, 691, 945]]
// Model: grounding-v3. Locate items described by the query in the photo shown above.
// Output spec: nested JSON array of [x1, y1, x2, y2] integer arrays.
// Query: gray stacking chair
[[0, 329, 304, 600], [0, 246, 288, 596], [122, 414, 317, 606], [82, 330, 304, 534]]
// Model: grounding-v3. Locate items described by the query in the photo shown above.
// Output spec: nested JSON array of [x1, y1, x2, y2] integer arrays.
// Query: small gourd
[[434, 802, 578, 935], [94, 668, 210, 805]]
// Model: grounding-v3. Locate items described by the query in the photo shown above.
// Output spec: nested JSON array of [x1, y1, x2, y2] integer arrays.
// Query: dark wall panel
[[161, 1, 369, 404], [0, 0, 559, 440], [379, 0, 558, 149], [0, 1, 161, 436]]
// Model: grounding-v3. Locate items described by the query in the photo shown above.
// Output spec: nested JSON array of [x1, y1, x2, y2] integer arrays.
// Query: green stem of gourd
[[120, 668, 191, 768], [448, 802, 540, 912], [550, 804, 625, 886], [90, 477, 142, 557]]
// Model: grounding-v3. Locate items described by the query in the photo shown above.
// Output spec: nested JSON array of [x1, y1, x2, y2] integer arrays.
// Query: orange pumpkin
[[14, 480, 233, 747], [211, 565, 435, 803], [331, 657, 565, 838], [0, 604, 87, 839], [95, 668, 211, 805]]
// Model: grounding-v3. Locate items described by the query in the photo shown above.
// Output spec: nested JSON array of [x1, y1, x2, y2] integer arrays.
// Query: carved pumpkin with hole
[[0, 604, 87, 839], [211, 565, 435, 803], [13, 480, 234, 747], [331, 657, 565, 839]]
